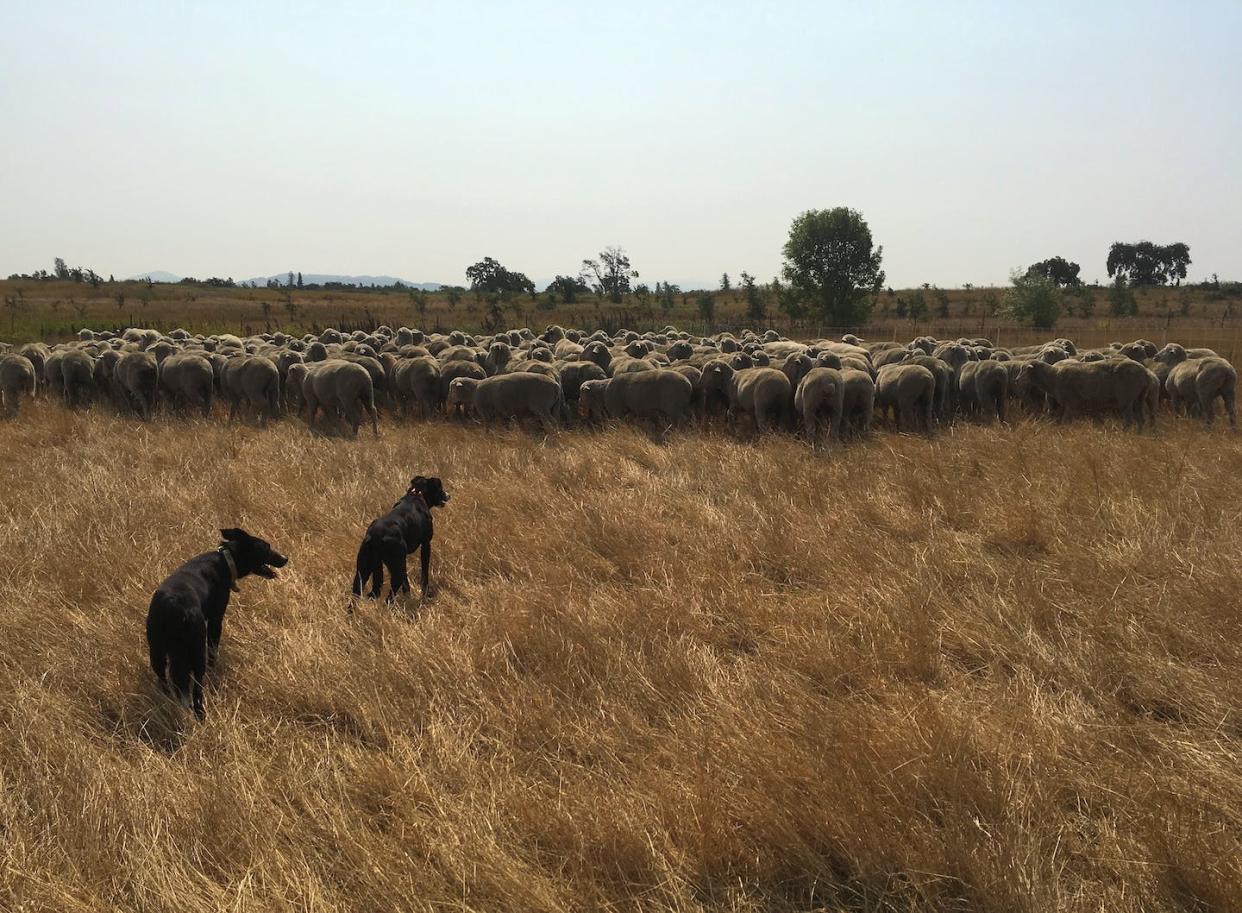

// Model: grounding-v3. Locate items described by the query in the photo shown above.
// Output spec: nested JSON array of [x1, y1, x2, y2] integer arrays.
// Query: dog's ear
[[220, 528, 246, 542], [408, 476, 427, 492]]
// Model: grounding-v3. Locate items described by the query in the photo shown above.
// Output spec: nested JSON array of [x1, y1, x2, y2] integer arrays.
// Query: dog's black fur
[[146, 528, 288, 718], [351, 475, 450, 604]]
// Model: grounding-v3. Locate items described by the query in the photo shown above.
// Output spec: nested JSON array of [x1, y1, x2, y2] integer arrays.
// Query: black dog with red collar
[[350, 475, 450, 607]]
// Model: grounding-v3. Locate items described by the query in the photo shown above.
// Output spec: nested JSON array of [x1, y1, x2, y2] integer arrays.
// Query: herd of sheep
[[0, 324, 1237, 439]]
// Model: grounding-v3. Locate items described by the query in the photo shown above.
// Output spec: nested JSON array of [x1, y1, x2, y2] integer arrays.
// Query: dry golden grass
[[1, 403, 1241, 912]]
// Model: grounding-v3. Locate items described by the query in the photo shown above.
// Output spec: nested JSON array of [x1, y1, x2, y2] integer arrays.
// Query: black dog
[[146, 528, 288, 719], [351, 475, 450, 605]]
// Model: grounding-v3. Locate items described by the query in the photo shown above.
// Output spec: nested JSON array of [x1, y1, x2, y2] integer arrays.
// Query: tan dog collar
[[218, 546, 241, 592]]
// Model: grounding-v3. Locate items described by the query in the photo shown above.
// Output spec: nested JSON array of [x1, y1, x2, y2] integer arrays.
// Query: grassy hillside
[[3, 279, 1242, 350], [0, 404, 1239, 911]]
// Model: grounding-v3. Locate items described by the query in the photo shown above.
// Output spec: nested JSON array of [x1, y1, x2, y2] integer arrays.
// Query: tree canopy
[[780, 207, 884, 326], [1106, 241, 1190, 286], [1026, 256, 1081, 288], [465, 257, 535, 298], [546, 274, 589, 304]]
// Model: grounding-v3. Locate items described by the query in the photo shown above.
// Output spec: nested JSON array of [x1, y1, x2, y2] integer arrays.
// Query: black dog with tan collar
[[146, 527, 288, 719]]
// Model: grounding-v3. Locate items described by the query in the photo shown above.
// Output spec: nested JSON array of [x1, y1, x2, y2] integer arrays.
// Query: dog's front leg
[[207, 614, 224, 666], [420, 541, 431, 598]]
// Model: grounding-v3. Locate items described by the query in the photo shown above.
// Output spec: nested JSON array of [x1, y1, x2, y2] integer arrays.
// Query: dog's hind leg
[[168, 649, 193, 714], [147, 638, 168, 690], [353, 536, 384, 599], [381, 539, 409, 602], [188, 625, 208, 720], [369, 560, 385, 599]]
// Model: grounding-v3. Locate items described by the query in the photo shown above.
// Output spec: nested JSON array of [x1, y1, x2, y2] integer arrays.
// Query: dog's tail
[[352, 533, 379, 598]]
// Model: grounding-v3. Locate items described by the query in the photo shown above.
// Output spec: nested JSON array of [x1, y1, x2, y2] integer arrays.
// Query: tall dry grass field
[[1, 404, 1240, 911]]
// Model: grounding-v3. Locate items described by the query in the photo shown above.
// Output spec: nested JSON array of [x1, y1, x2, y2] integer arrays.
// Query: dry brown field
[[1, 397, 1240, 912]]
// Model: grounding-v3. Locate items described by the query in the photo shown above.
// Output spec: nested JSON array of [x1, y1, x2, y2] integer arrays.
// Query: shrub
[[1003, 271, 1061, 329], [1109, 277, 1138, 317]]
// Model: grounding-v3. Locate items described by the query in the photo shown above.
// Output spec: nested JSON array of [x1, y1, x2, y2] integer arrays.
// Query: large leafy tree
[[465, 257, 535, 298], [781, 207, 884, 325], [1106, 241, 1191, 286], [580, 246, 638, 303], [1026, 256, 1081, 288]]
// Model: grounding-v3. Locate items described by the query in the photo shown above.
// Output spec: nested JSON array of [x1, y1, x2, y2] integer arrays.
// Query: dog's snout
[[271, 552, 290, 568]]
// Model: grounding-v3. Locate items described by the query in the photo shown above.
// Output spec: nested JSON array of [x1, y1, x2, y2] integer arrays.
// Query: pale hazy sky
[[2, 1, 1239, 289]]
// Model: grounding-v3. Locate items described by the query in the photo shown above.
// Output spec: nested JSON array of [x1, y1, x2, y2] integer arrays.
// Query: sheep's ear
[[220, 528, 244, 541]]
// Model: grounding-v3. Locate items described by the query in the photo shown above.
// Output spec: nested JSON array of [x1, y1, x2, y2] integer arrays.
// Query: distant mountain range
[[244, 273, 442, 290], [126, 271, 184, 283], [126, 271, 442, 290]]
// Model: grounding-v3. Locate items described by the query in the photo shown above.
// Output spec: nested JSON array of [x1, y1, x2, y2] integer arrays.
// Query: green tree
[[933, 286, 950, 318], [740, 271, 765, 322], [696, 291, 715, 322], [771, 276, 806, 319], [547, 274, 588, 304], [658, 282, 679, 314], [981, 289, 1001, 317], [1107, 241, 1191, 286], [906, 290, 928, 320], [720, 272, 731, 293], [296, 271, 304, 288], [465, 257, 535, 300], [1026, 256, 1082, 287], [581, 246, 638, 303], [1003, 271, 1061, 329], [1067, 285, 1095, 318], [781, 207, 884, 325], [1108, 276, 1138, 316]]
